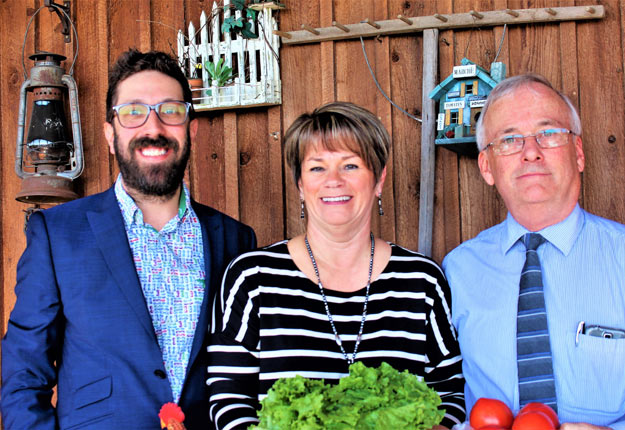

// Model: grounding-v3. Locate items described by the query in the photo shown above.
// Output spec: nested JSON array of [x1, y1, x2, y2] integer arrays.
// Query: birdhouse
[[429, 58, 506, 157]]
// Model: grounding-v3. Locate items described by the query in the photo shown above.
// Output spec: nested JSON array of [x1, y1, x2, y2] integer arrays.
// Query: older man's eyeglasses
[[112, 101, 192, 129], [484, 128, 575, 156]]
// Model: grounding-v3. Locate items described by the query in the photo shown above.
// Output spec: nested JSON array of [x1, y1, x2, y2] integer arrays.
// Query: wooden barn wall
[[1, 0, 624, 415]]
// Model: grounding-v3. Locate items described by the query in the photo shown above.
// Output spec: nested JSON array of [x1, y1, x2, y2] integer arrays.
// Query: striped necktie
[[517, 233, 557, 411]]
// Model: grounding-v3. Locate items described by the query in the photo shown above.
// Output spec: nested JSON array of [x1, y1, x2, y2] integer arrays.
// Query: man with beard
[[1, 50, 256, 430]]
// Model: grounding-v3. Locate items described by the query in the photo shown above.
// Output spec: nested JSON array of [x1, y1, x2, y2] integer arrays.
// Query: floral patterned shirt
[[115, 176, 205, 402]]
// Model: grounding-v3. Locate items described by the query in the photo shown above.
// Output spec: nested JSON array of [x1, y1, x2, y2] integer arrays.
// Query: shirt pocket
[[561, 330, 625, 415]]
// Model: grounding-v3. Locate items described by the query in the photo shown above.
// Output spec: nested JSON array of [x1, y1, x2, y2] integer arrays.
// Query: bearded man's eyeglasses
[[111, 101, 192, 129], [484, 128, 576, 156]]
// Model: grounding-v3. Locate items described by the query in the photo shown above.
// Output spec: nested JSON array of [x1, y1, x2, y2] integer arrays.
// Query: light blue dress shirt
[[443, 204, 625, 428]]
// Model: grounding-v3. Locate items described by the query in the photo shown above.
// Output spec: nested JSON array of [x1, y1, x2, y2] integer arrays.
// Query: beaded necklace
[[304, 232, 375, 364]]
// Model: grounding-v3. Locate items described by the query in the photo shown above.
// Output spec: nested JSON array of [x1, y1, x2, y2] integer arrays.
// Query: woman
[[208, 102, 464, 429]]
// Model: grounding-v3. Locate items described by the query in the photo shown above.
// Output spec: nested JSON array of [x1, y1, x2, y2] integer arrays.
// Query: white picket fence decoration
[[177, 0, 281, 111]]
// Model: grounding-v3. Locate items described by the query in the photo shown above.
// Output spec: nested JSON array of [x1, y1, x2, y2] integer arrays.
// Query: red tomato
[[512, 410, 556, 430], [477, 427, 509, 430], [518, 403, 559, 428], [470, 398, 514, 429]]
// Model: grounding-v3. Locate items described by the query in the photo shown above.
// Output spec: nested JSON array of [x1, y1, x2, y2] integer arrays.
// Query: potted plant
[[187, 63, 204, 103], [205, 58, 233, 98]]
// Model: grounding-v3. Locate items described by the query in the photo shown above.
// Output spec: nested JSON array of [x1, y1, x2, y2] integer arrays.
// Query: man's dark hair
[[105, 49, 193, 123]]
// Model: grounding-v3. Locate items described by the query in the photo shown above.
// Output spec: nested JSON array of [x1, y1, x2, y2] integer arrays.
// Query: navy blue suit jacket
[[1, 187, 256, 430]]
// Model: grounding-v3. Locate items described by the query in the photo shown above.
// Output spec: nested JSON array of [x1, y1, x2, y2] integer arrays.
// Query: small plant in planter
[[191, 63, 203, 79], [188, 63, 204, 86], [187, 63, 205, 104], [205, 58, 233, 96]]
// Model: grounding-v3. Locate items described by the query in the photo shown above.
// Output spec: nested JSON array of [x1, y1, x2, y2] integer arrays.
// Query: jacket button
[[154, 369, 167, 379]]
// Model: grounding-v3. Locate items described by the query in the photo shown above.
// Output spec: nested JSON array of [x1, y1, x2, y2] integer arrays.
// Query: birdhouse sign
[[453, 64, 477, 78], [429, 58, 506, 157]]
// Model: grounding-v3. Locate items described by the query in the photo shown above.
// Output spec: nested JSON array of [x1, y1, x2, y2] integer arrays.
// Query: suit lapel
[[86, 188, 157, 342]]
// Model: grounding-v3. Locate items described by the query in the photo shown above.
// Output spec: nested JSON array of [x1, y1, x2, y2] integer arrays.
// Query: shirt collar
[[114, 174, 190, 229], [502, 203, 584, 256]]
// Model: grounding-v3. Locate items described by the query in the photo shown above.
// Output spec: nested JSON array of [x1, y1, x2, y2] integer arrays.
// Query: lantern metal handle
[[15, 79, 31, 179], [61, 73, 84, 179], [21, 2, 79, 78]]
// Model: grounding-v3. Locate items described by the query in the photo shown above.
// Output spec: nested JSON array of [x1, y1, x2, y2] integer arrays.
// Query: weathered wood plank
[[334, 2, 377, 106], [184, 1, 226, 213], [75, 0, 112, 196], [417, 28, 438, 257], [108, 0, 151, 62], [1, 0, 33, 343], [280, 1, 321, 239], [151, 0, 185, 57], [557, 0, 580, 204], [279, 5, 604, 45], [372, 0, 395, 243], [334, 1, 392, 239], [387, 0, 424, 253], [577, 0, 625, 223], [0, 2, 5, 350], [456, 0, 507, 242], [238, 109, 274, 245], [223, 111, 240, 219], [189, 115, 227, 213], [320, 0, 334, 103], [266, 106, 285, 243], [432, 0, 461, 264]]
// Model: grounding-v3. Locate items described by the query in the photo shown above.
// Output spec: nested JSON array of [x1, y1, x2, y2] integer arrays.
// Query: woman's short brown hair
[[284, 101, 390, 188]]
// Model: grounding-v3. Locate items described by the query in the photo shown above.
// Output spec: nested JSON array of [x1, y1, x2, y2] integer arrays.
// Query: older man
[[1, 50, 256, 430], [443, 74, 625, 430]]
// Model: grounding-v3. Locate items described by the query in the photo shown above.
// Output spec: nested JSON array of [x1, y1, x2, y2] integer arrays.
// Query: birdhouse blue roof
[[429, 58, 503, 100]]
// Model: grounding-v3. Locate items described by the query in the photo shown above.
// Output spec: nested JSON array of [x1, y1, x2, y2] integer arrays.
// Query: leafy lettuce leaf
[[251, 362, 444, 430]]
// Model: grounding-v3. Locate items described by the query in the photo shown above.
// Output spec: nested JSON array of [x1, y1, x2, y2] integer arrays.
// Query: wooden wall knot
[[240, 152, 251, 166], [9, 68, 21, 86]]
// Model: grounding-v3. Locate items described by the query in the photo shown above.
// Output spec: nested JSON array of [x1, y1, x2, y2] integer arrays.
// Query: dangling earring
[[300, 199, 306, 219], [378, 194, 384, 216]]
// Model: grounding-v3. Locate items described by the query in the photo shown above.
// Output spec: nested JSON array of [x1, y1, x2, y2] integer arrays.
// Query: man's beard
[[113, 129, 191, 198]]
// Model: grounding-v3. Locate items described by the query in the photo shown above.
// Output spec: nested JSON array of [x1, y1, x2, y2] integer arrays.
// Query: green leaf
[[241, 28, 258, 39], [221, 16, 236, 33], [232, 0, 245, 10], [241, 21, 258, 39], [204, 58, 232, 87]]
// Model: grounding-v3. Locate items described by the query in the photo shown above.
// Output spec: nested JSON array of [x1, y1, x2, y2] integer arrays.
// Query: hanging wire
[[493, 24, 507, 62], [359, 36, 422, 123]]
